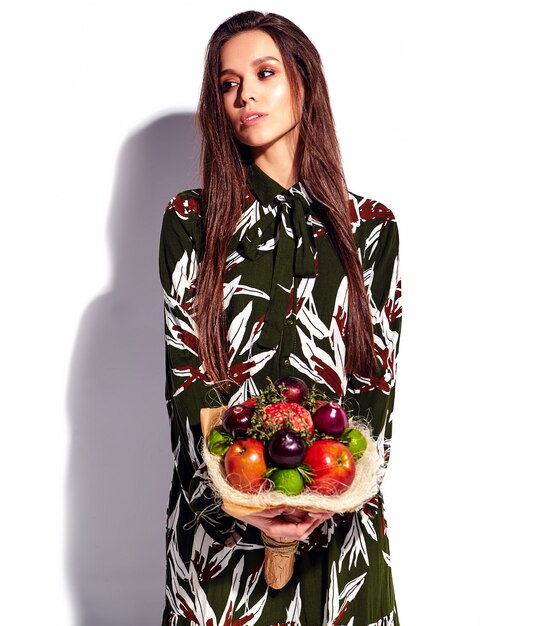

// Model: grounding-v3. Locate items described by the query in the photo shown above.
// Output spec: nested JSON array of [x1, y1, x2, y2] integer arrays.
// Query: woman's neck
[[251, 143, 299, 189]]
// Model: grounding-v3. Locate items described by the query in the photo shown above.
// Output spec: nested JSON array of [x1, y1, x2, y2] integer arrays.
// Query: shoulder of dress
[[164, 188, 203, 220], [347, 190, 397, 225], [347, 191, 399, 265], [165, 187, 256, 217], [162, 188, 203, 252]]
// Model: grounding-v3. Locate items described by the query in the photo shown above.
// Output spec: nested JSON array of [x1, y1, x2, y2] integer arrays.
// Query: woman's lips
[[240, 112, 268, 126]]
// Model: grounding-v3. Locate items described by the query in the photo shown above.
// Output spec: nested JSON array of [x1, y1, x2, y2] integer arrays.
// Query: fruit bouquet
[[200, 376, 382, 589]]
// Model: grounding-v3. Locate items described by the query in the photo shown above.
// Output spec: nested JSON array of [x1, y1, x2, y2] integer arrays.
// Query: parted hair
[[195, 10, 374, 388]]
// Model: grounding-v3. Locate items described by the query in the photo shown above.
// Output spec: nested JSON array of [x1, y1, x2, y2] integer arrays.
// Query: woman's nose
[[239, 78, 257, 104]]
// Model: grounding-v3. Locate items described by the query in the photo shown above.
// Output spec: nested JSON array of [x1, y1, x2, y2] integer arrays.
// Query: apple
[[304, 440, 356, 495], [224, 438, 267, 493], [273, 376, 309, 404], [312, 402, 349, 438]]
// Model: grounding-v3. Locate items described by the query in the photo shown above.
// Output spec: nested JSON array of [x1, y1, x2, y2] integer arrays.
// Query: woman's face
[[219, 30, 303, 157]]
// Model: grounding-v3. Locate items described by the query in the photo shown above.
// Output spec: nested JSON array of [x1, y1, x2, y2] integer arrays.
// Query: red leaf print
[[177, 598, 198, 624], [232, 613, 264, 626], [166, 194, 201, 219], [311, 355, 344, 397], [333, 601, 350, 625], [359, 199, 395, 222], [229, 360, 256, 385], [191, 549, 223, 582], [172, 366, 210, 392], [333, 304, 348, 340]]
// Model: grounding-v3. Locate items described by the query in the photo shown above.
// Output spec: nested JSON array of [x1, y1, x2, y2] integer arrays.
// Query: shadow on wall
[[66, 113, 199, 626]]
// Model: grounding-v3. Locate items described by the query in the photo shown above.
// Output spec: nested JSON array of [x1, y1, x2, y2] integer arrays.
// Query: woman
[[159, 10, 402, 626]]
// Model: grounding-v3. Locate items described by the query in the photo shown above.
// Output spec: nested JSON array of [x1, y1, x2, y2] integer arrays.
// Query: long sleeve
[[347, 214, 402, 487], [159, 198, 246, 545]]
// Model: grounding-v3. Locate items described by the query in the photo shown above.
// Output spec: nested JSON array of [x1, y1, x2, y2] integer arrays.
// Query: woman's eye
[[259, 68, 275, 78], [221, 69, 274, 92], [221, 80, 238, 92]]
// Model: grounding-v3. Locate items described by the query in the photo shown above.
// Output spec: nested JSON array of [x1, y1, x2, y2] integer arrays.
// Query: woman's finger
[[260, 517, 317, 540]]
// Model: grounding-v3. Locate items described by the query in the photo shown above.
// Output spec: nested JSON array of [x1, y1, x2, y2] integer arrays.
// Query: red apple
[[224, 438, 267, 493], [303, 440, 356, 495]]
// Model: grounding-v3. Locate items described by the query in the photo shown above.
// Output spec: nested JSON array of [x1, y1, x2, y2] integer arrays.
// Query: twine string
[[261, 531, 299, 555]]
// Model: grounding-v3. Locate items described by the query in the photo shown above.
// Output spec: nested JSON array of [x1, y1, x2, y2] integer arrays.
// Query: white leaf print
[[172, 436, 180, 468], [217, 555, 245, 625], [235, 587, 270, 625], [324, 561, 366, 626], [171, 248, 197, 299], [235, 558, 264, 613], [228, 378, 259, 406], [166, 496, 188, 578], [295, 325, 347, 397], [285, 582, 303, 626], [298, 296, 330, 339], [359, 507, 378, 542], [224, 275, 270, 310], [328, 277, 349, 370], [339, 574, 366, 604], [296, 273, 316, 302], [290, 352, 321, 383], [339, 513, 369, 571], [187, 565, 218, 625], [227, 301, 254, 366], [324, 561, 340, 626], [233, 199, 274, 241], [164, 292, 198, 355], [165, 530, 194, 617], [364, 223, 384, 260], [185, 418, 201, 471]]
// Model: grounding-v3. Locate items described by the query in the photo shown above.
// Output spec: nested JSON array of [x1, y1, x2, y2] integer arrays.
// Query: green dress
[[158, 162, 402, 626]]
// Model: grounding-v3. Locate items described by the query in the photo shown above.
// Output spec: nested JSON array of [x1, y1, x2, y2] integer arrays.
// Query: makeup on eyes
[[221, 67, 276, 92]]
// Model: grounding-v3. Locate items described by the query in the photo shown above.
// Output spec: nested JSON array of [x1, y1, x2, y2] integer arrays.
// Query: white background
[[2, 1, 533, 624]]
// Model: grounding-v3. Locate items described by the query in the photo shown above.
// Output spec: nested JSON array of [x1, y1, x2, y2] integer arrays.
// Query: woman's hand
[[230, 505, 333, 542]]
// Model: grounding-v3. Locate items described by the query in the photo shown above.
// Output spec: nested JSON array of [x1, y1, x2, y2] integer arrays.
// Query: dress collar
[[246, 161, 304, 207]]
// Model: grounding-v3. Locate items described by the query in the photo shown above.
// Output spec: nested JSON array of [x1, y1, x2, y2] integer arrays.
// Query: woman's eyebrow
[[219, 56, 281, 77]]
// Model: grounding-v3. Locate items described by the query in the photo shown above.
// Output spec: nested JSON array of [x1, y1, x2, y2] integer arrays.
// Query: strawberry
[[262, 402, 314, 438], [242, 397, 257, 408]]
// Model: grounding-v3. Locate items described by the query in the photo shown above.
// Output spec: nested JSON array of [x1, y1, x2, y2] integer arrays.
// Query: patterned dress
[[158, 162, 403, 626]]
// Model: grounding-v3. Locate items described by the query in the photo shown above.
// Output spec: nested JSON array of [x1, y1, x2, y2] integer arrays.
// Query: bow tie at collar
[[235, 163, 318, 348], [240, 187, 317, 278]]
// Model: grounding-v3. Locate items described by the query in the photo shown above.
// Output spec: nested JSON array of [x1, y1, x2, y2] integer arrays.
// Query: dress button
[[285, 318, 294, 326], [283, 358, 291, 367]]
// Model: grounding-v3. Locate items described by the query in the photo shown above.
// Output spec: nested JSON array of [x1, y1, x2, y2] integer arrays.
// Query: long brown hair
[[195, 10, 374, 388]]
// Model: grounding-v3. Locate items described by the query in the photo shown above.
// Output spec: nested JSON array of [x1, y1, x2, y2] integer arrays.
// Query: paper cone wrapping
[[261, 532, 298, 590], [200, 406, 383, 588]]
